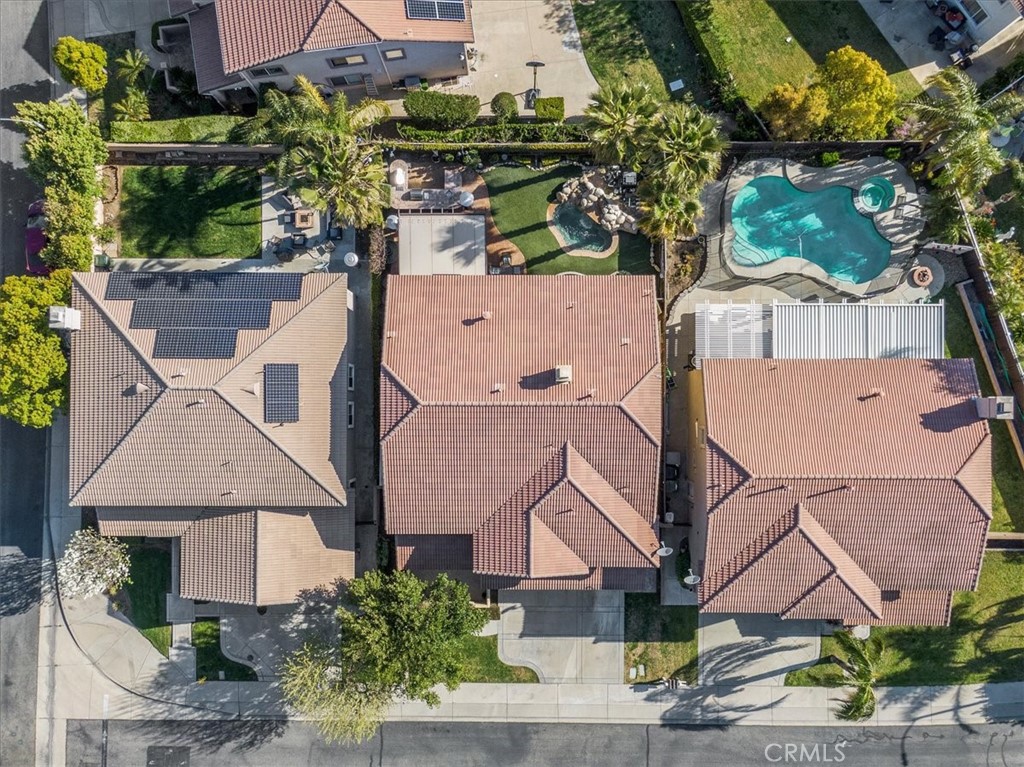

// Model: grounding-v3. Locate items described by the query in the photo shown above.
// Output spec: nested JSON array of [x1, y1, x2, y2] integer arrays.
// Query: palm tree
[[242, 75, 391, 227], [637, 175, 703, 242], [651, 102, 727, 189], [114, 48, 149, 85], [832, 630, 884, 721], [908, 67, 1023, 198], [583, 81, 659, 170], [112, 88, 150, 122]]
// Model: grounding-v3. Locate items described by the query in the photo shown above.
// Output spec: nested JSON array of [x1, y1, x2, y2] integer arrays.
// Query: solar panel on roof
[[405, 0, 465, 21], [264, 363, 299, 423], [437, 0, 466, 20], [106, 272, 302, 302], [153, 328, 238, 359], [130, 300, 273, 329]]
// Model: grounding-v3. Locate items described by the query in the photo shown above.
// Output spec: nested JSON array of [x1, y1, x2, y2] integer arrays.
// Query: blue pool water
[[730, 176, 892, 284], [553, 203, 612, 252], [858, 175, 896, 213]]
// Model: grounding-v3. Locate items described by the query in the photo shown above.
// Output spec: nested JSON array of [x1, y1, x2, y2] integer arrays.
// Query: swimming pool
[[730, 176, 892, 284], [857, 176, 896, 214], [552, 203, 612, 252]]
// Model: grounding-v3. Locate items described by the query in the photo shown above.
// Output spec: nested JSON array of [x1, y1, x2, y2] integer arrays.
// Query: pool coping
[[721, 157, 925, 299], [546, 202, 619, 259]]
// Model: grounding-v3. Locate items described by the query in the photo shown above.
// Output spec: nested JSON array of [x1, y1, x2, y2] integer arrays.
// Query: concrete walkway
[[698, 614, 821, 687]]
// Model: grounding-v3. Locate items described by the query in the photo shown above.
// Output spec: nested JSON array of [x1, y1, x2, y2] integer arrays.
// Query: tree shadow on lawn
[[119, 166, 260, 259]]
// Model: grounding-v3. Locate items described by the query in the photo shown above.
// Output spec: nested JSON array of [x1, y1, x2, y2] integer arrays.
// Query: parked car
[[25, 200, 50, 276]]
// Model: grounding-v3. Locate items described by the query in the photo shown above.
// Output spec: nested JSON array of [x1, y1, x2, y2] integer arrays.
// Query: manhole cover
[[146, 746, 190, 767]]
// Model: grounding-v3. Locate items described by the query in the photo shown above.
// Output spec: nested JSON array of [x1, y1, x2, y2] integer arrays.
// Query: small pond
[[552, 203, 612, 252]]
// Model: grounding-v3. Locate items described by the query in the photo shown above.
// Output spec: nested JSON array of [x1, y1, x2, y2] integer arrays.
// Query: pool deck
[[721, 156, 926, 299]]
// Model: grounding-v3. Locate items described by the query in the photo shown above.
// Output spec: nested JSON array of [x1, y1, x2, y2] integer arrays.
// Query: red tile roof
[[382, 276, 662, 591], [698, 358, 991, 626]]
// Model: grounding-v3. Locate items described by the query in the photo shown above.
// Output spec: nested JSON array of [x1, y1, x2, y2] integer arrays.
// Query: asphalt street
[[0, 1, 51, 766], [65, 720, 1024, 767]]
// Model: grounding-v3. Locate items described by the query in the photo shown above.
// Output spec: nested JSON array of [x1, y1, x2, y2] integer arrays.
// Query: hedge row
[[675, 1, 731, 90], [396, 121, 589, 143], [403, 90, 481, 130], [380, 140, 591, 155]]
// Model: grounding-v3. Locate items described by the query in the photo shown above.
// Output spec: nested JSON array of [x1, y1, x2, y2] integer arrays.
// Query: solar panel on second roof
[[264, 364, 299, 422], [153, 328, 238, 359], [130, 300, 273, 329], [105, 272, 303, 302], [405, 0, 465, 21]]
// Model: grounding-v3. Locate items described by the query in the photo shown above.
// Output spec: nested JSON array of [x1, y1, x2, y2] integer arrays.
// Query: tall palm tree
[[114, 48, 149, 85], [637, 175, 702, 243], [908, 67, 1023, 198], [112, 88, 150, 122], [583, 81, 659, 170], [651, 102, 727, 189], [242, 75, 391, 228], [833, 631, 884, 721]]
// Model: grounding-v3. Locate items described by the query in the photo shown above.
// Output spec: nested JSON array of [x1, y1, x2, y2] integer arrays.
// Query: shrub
[[396, 121, 588, 143], [490, 92, 519, 124], [52, 36, 107, 94], [981, 51, 1024, 100], [403, 90, 480, 130], [41, 231, 94, 271], [820, 151, 841, 168], [884, 146, 902, 161], [534, 96, 565, 123]]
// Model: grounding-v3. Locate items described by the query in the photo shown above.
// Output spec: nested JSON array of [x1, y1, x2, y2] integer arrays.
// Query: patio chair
[[291, 233, 307, 249]]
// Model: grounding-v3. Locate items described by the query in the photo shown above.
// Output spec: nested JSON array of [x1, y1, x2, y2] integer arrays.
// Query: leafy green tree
[[816, 46, 897, 139], [490, 91, 518, 124], [41, 232, 94, 272], [15, 100, 107, 194], [114, 48, 149, 85], [0, 271, 71, 428], [833, 631, 884, 721], [984, 240, 1024, 339], [584, 81, 659, 170], [651, 101, 726, 190], [908, 67, 1024, 199], [638, 175, 702, 242], [759, 82, 829, 141], [52, 36, 107, 94], [113, 88, 151, 122], [242, 75, 390, 226]]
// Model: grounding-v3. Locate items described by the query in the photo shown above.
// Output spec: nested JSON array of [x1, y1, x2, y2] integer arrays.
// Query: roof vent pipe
[[482, 311, 492, 320]]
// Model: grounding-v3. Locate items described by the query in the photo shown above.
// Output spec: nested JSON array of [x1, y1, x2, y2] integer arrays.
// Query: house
[[181, 0, 475, 106], [69, 271, 354, 606], [380, 275, 663, 597], [927, 0, 1023, 57], [686, 358, 992, 626]]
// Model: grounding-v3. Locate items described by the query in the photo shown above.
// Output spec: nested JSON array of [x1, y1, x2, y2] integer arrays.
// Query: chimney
[[975, 396, 1014, 420], [554, 365, 572, 384]]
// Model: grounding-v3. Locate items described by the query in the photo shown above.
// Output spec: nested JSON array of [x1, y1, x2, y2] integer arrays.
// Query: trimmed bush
[[533, 97, 565, 123], [403, 90, 480, 130], [396, 121, 588, 143], [52, 36, 107, 94], [884, 146, 902, 161], [490, 92, 519, 123], [820, 151, 841, 168]]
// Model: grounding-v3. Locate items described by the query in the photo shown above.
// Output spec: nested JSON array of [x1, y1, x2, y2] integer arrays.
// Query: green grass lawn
[[786, 552, 1024, 686], [118, 166, 262, 259], [110, 116, 246, 143], [682, 0, 920, 106], [984, 170, 1024, 254], [941, 286, 1024, 532], [457, 635, 538, 683], [193, 619, 258, 682], [484, 165, 654, 275], [573, 0, 708, 104], [624, 593, 699, 684], [121, 545, 172, 657]]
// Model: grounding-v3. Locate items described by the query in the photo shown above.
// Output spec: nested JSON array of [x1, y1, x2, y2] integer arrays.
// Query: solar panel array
[[264, 364, 300, 423], [107, 273, 303, 360], [405, 0, 466, 21]]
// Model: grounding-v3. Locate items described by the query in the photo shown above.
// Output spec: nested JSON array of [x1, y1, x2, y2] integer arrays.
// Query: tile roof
[[698, 359, 991, 626], [213, 0, 474, 75], [383, 276, 662, 591], [187, 2, 243, 93]]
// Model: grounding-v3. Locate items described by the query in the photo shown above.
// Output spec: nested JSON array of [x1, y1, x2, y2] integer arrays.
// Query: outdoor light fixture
[[525, 60, 545, 109]]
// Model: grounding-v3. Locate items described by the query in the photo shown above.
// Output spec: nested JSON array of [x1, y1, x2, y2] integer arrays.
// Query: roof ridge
[[304, 0, 380, 50], [379, 366, 422, 443], [528, 513, 590, 577], [615, 402, 660, 447], [334, 0, 385, 39], [300, 0, 339, 49], [954, 435, 994, 520]]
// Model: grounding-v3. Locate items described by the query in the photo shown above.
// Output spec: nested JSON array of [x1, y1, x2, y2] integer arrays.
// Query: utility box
[[975, 396, 1015, 420]]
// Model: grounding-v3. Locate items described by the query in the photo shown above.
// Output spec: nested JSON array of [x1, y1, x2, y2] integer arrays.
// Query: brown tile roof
[[383, 276, 662, 591], [698, 359, 991, 626], [70, 272, 348, 509], [213, 0, 474, 75], [187, 2, 243, 93]]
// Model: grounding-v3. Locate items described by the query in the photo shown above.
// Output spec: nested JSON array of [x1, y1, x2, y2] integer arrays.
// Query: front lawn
[[574, 0, 708, 104], [680, 0, 921, 106], [484, 165, 654, 275], [786, 552, 1024, 686], [941, 286, 1024, 533], [457, 635, 538, 683], [193, 619, 258, 682], [118, 166, 262, 259], [624, 593, 699, 685], [120, 544, 172, 657], [110, 116, 246, 143]]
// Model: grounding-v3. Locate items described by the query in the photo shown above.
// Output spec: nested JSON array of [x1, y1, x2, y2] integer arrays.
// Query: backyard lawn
[[110, 116, 246, 143], [624, 593, 699, 685], [680, 0, 921, 105], [456, 635, 538, 683], [786, 552, 1024, 686], [120, 544, 172, 657], [118, 166, 262, 259], [574, 0, 708, 104], [484, 165, 654, 275], [941, 286, 1024, 533], [193, 619, 258, 682]]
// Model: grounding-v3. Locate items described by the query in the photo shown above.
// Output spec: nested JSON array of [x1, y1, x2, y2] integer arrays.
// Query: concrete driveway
[[698, 613, 822, 687], [467, 0, 598, 117], [498, 591, 623, 683]]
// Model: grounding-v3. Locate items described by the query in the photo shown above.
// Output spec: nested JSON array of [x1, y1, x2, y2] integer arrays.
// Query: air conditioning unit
[[48, 306, 81, 331], [975, 396, 1014, 420], [554, 365, 572, 384]]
